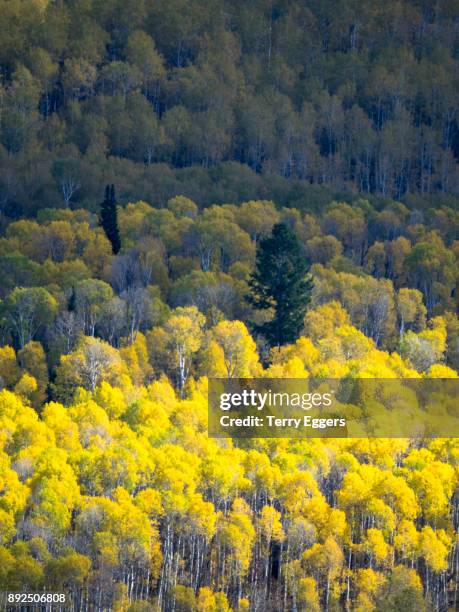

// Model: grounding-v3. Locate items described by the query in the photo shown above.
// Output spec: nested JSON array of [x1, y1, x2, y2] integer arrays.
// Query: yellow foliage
[[355, 568, 386, 595], [0, 287, 456, 606], [363, 528, 390, 565], [204, 320, 261, 378], [427, 363, 458, 378], [0, 346, 20, 388], [259, 505, 285, 543], [14, 373, 38, 402], [418, 526, 451, 572], [303, 301, 351, 342], [93, 382, 126, 419], [298, 576, 320, 611]]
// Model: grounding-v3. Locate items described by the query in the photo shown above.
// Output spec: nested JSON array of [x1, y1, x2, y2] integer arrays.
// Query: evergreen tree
[[248, 223, 313, 347], [68, 286, 76, 312], [100, 184, 121, 254]]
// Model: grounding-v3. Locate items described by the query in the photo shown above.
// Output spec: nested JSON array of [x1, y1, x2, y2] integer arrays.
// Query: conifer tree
[[248, 223, 313, 347], [100, 184, 121, 254], [68, 286, 76, 312]]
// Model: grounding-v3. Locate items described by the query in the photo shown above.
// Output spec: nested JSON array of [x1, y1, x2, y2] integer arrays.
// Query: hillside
[[0, 196, 458, 610], [0, 0, 459, 216]]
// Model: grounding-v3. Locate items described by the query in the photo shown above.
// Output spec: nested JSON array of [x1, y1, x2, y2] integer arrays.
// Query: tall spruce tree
[[68, 285, 76, 311], [248, 223, 313, 347], [100, 184, 121, 254]]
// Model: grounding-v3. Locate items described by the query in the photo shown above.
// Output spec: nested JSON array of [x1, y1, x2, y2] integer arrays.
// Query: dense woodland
[[1, 197, 458, 367], [1, 0, 459, 217], [0, 195, 458, 610], [1, 0, 459, 610]]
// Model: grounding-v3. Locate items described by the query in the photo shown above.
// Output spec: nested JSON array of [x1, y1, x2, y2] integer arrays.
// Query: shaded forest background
[[1, 0, 459, 218]]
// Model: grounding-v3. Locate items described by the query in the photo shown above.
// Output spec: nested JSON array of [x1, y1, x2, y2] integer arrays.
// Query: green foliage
[[2, 287, 58, 349], [248, 223, 313, 347], [100, 185, 121, 254], [374, 567, 425, 612], [0, 2, 459, 214]]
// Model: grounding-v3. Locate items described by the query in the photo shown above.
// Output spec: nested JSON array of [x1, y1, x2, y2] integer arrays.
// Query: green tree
[[2, 287, 58, 349], [374, 566, 425, 612], [100, 184, 121, 254], [247, 223, 313, 347]]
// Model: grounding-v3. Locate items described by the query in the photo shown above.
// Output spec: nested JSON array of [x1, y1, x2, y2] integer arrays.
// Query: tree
[[374, 567, 425, 612], [202, 320, 260, 378], [400, 317, 447, 372], [75, 279, 114, 336], [305, 235, 343, 265], [247, 223, 313, 347], [45, 551, 91, 591], [404, 235, 457, 312], [298, 577, 320, 612], [148, 307, 204, 395], [396, 289, 426, 338], [52, 146, 82, 206], [174, 585, 196, 611], [0, 346, 20, 389], [170, 271, 241, 323], [100, 184, 121, 255], [0, 253, 41, 298], [218, 497, 255, 586], [2, 287, 58, 349], [17, 341, 48, 406], [125, 30, 165, 103], [185, 209, 254, 273], [53, 336, 125, 402], [302, 537, 344, 608]]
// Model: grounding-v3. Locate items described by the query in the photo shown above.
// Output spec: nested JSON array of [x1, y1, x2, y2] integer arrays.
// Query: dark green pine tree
[[248, 223, 313, 347], [68, 285, 76, 311], [100, 184, 121, 254]]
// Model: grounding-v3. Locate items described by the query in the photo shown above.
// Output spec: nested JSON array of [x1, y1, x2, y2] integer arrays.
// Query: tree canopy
[[0, 0, 458, 216], [248, 223, 313, 347], [0, 1, 458, 609], [0, 193, 458, 610]]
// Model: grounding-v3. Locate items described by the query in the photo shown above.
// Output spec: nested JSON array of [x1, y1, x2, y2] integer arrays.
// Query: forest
[[0, 0, 459, 610], [0, 0, 459, 217], [0, 194, 458, 610]]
